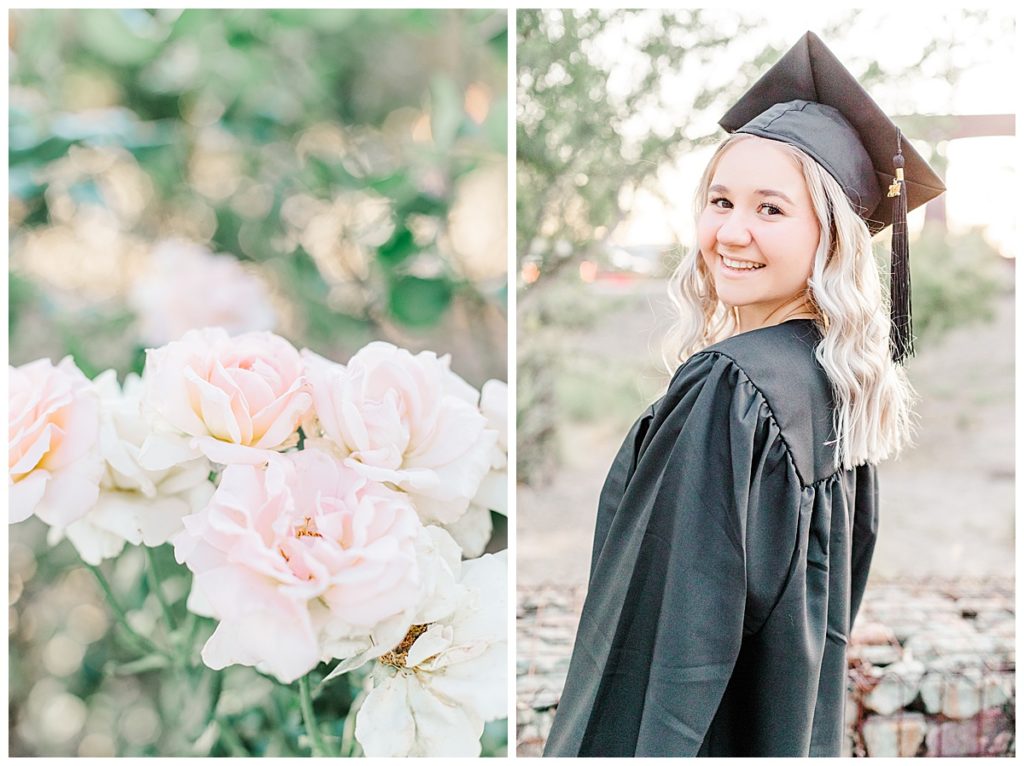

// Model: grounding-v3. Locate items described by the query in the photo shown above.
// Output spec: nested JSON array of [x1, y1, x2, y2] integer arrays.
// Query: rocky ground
[[516, 577, 1015, 757]]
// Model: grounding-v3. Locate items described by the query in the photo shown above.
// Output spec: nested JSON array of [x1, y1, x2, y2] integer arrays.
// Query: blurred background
[[8, 9, 507, 757], [516, 5, 1013, 585], [516, 8, 1014, 757]]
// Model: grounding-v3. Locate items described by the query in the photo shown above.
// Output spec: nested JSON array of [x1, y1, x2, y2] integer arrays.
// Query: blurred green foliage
[[9, 8, 508, 384], [906, 226, 1005, 343], [518, 10, 754, 278]]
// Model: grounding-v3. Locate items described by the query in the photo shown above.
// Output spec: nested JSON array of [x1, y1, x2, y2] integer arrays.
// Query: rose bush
[[9, 330, 508, 757]]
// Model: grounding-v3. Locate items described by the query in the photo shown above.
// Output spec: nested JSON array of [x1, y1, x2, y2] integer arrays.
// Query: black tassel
[[888, 133, 913, 364]]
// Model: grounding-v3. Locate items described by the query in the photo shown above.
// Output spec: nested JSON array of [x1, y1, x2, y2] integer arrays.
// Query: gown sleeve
[[544, 351, 805, 757], [588, 399, 657, 583], [848, 463, 878, 624]]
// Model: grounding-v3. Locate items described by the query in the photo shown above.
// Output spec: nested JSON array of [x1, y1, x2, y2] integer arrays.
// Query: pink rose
[[9, 357, 104, 529], [142, 327, 312, 466], [302, 342, 497, 525], [174, 448, 423, 683], [130, 240, 277, 347]]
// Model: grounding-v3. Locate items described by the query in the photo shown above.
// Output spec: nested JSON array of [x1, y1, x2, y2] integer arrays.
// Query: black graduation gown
[[543, 319, 878, 757]]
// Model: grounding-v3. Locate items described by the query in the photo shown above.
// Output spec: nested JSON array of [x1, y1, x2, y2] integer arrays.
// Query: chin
[[715, 290, 751, 309]]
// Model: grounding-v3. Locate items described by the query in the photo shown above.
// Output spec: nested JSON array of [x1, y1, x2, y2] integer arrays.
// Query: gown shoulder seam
[[686, 349, 843, 489]]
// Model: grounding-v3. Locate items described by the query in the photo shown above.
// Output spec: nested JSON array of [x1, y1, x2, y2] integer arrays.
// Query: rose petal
[[356, 673, 417, 757], [138, 431, 202, 471], [404, 677, 485, 756], [184, 367, 242, 444], [191, 436, 276, 466], [201, 605, 319, 683], [9, 471, 49, 524], [442, 502, 494, 559], [33, 452, 104, 531]]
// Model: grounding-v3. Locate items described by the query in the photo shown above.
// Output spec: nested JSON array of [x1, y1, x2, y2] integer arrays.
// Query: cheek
[[764, 225, 817, 283], [792, 221, 820, 278], [696, 211, 718, 261]]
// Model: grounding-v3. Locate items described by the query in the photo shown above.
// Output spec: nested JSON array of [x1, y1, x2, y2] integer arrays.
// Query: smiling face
[[698, 136, 821, 327]]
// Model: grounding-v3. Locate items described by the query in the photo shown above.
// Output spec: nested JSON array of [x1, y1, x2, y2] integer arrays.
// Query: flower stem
[[86, 563, 169, 658], [204, 668, 224, 728], [217, 717, 249, 757], [180, 611, 200, 663], [143, 546, 178, 634], [298, 674, 329, 757]]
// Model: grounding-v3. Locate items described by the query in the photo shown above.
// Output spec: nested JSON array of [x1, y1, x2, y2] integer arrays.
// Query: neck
[[734, 294, 816, 334]]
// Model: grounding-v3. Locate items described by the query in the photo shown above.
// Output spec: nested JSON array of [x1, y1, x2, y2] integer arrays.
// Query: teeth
[[722, 256, 765, 270]]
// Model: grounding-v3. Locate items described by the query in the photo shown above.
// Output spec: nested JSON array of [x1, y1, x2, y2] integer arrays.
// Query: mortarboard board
[[718, 31, 946, 364]]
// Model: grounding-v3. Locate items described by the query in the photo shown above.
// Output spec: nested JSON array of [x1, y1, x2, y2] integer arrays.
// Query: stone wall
[[846, 579, 1014, 756], [516, 578, 1014, 757]]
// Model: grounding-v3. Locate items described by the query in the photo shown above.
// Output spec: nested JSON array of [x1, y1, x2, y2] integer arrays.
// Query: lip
[[718, 253, 766, 274]]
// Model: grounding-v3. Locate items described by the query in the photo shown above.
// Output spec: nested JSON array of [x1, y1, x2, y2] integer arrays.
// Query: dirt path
[[517, 274, 1014, 586]]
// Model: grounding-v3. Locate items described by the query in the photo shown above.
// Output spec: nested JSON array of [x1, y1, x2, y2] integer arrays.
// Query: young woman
[[542, 32, 945, 757]]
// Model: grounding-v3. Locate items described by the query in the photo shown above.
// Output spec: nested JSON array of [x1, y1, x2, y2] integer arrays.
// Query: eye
[[759, 202, 784, 216], [709, 196, 732, 209]]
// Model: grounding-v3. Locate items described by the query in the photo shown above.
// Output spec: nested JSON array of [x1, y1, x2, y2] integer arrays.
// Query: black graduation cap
[[718, 31, 946, 364]]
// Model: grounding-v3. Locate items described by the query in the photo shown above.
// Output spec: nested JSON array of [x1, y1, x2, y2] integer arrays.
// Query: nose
[[716, 211, 752, 249]]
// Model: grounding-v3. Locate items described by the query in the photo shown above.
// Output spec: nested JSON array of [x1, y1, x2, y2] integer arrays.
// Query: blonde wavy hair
[[665, 133, 916, 470]]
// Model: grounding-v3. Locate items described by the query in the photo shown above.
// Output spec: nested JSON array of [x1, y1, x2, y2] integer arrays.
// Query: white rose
[[52, 370, 215, 565], [175, 449, 429, 684], [319, 525, 467, 680], [355, 550, 507, 757]]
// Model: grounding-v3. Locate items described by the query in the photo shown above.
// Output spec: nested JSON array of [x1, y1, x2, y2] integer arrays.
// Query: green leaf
[[396, 193, 447, 218], [366, 172, 413, 199], [211, 206, 244, 259], [377, 226, 416, 266], [487, 25, 508, 55], [9, 134, 74, 166], [387, 276, 452, 326]]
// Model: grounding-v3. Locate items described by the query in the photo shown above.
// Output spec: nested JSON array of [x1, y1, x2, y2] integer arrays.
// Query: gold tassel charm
[[887, 167, 904, 198]]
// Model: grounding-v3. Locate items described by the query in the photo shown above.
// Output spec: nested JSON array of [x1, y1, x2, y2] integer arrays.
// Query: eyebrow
[[709, 184, 795, 205]]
